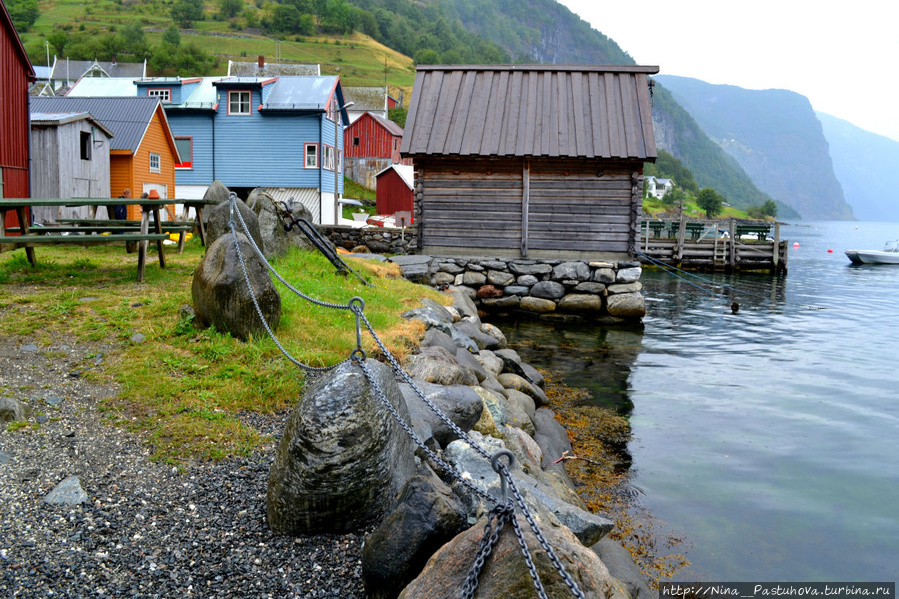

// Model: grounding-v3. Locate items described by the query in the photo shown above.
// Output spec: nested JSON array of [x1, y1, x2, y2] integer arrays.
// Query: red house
[[375, 164, 413, 216], [1, 0, 36, 225], [344, 112, 410, 189]]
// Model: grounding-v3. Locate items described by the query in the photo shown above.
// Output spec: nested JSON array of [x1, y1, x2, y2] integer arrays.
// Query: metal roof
[[261, 76, 341, 111], [401, 64, 659, 160], [30, 97, 161, 153], [30, 111, 115, 138], [50, 59, 145, 82], [65, 77, 141, 97]]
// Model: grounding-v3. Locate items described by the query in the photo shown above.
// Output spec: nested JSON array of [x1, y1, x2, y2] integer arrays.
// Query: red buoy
[[827, 248, 833, 253], [793, 242, 800, 248]]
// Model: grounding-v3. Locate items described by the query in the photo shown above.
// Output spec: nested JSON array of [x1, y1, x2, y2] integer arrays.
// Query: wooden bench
[[736, 224, 771, 240]]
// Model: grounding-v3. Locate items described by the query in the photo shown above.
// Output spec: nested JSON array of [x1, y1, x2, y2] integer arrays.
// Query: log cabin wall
[[415, 157, 642, 259]]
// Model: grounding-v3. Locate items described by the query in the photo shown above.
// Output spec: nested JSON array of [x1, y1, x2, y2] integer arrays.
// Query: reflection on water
[[502, 319, 644, 415], [493, 221, 899, 583]]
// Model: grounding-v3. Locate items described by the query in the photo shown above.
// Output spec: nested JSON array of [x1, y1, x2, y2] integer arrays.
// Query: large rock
[[267, 360, 417, 534], [191, 232, 281, 342], [248, 190, 317, 259], [520, 296, 557, 313], [44, 475, 89, 505], [204, 196, 263, 250], [606, 293, 646, 318], [399, 380, 484, 447], [497, 373, 548, 407], [405, 346, 479, 387], [592, 538, 654, 599], [454, 320, 502, 351], [362, 470, 468, 599], [0, 397, 29, 423], [553, 261, 591, 281], [202, 180, 231, 210], [531, 280, 566, 300], [559, 293, 603, 312], [398, 514, 629, 599]]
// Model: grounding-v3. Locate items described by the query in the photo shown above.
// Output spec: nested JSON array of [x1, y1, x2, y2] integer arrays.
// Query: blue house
[[69, 75, 350, 225]]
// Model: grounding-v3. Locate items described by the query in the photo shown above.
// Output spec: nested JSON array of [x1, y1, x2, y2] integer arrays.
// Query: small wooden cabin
[[375, 164, 414, 216], [344, 111, 410, 189], [401, 65, 659, 260], [1, 0, 35, 230], [29, 112, 114, 223]]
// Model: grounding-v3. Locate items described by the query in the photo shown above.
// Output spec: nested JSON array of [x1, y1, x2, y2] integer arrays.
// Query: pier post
[[675, 216, 686, 263], [729, 218, 736, 269]]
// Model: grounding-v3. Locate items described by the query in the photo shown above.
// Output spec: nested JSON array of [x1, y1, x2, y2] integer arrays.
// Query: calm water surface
[[501, 221, 899, 583]]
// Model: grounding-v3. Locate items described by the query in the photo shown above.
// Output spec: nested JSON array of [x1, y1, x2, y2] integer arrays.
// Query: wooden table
[[0, 198, 217, 281]]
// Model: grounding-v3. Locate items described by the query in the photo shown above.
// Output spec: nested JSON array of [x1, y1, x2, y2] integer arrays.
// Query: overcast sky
[[558, 0, 899, 143]]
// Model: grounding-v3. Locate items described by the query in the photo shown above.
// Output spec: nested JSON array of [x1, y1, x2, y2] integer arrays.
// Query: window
[[80, 131, 91, 161], [149, 152, 161, 173], [174, 137, 193, 169], [353, 136, 360, 147], [147, 89, 171, 103], [338, 148, 343, 173], [323, 145, 335, 171], [228, 90, 251, 115], [304, 144, 318, 168]]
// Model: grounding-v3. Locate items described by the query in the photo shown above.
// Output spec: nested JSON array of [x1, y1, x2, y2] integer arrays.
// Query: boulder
[[530, 281, 566, 300], [509, 262, 553, 277], [606, 293, 646, 319], [191, 233, 281, 342], [606, 282, 643, 295], [473, 350, 504, 379], [204, 196, 264, 250], [480, 296, 520, 310], [497, 373, 548, 407], [519, 362, 545, 389], [503, 389, 536, 434], [461, 271, 487, 287], [454, 320, 502, 351], [516, 274, 539, 286], [487, 270, 516, 286], [267, 360, 417, 534], [390, 255, 433, 283], [592, 538, 654, 599], [593, 268, 616, 284], [615, 267, 642, 284], [447, 286, 480, 320], [399, 380, 484, 447], [405, 346, 479, 387], [398, 514, 629, 599], [559, 294, 603, 312], [479, 323, 507, 349], [454, 348, 487, 382], [422, 328, 458, 355], [0, 397, 30, 423], [520, 296, 557, 313], [533, 408, 574, 473], [201, 180, 231, 211], [363, 470, 468, 599], [248, 190, 317, 259], [552, 261, 591, 282], [420, 298, 455, 323], [575, 281, 607, 294]]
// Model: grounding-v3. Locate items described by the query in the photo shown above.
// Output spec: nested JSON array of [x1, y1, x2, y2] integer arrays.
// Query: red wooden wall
[[1, 2, 35, 229], [375, 167, 413, 215], [345, 112, 405, 163]]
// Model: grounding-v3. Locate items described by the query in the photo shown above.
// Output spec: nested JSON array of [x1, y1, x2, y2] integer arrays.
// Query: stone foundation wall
[[391, 255, 646, 322], [320, 225, 416, 255]]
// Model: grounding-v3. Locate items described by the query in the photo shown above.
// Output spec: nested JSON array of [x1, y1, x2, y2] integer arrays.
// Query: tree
[[171, 0, 204, 28], [162, 25, 181, 47], [47, 31, 69, 57], [218, 0, 243, 19], [6, 0, 39, 32], [762, 199, 778, 218], [696, 187, 723, 218]]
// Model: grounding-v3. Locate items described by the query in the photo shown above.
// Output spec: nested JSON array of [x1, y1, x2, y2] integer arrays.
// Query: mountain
[[656, 75, 854, 221], [436, 0, 632, 64], [816, 112, 899, 222]]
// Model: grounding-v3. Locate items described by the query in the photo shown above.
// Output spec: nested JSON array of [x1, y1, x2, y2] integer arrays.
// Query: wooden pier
[[637, 218, 788, 275]]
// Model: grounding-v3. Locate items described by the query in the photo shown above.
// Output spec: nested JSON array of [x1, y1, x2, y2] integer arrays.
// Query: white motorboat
[[845, 240, 899, 264]]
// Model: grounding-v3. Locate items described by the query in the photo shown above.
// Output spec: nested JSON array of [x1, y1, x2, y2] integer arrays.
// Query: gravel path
[[0, 338, 366, 598]]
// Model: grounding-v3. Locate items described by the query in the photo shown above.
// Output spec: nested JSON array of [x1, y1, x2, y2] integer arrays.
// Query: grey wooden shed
[[401, 64, 659, 259], [29, 111, 114, 223]]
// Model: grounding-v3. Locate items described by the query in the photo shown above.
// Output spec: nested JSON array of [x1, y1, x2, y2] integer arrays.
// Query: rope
[[223, 193, 585, 597]]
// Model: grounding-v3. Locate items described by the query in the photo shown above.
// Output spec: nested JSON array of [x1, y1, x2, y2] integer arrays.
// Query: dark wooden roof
[[401, 65, 659, 160]]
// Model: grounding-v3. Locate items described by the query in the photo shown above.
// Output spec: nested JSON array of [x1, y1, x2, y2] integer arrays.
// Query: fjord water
[[501, 221, 899, 583]]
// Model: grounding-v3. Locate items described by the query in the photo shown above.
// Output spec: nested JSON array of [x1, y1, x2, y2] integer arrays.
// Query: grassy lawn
[[0, 239, 442, 464]]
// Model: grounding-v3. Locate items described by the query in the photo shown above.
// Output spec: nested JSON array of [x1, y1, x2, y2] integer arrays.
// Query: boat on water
[[845, 240, 899, 264]]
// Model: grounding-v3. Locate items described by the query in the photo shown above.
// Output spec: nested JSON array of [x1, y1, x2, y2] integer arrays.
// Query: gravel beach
[[0, 337, 366, 598]]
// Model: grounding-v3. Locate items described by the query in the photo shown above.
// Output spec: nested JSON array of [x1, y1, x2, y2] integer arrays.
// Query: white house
[[645, 175, 674, 200]]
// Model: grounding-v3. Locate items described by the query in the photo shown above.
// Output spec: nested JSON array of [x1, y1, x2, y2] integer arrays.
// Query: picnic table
[[0, 198, 217, 282]]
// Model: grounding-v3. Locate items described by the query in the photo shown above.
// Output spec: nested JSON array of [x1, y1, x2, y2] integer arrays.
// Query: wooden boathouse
[[401, 64, 659, 260]]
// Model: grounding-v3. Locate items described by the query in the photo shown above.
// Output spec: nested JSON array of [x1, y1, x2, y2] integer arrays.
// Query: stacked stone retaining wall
[[320, 225, 416, 255], [391, 255, 646, 322]]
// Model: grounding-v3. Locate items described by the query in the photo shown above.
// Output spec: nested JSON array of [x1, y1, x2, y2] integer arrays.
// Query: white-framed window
[[174, 137, 192, 169], [228, 90, 252, 115], [304, 143, 318, 168], [147, 89, 171, 103], [323, 145, 335, 171], [149, 152, 161, 173]]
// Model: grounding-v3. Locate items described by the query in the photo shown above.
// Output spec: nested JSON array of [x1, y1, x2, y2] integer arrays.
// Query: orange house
[[30, 97, 180, 220]]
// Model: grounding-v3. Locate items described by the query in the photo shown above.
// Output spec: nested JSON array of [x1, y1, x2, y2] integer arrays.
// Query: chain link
[[224, 190, 584, 597]]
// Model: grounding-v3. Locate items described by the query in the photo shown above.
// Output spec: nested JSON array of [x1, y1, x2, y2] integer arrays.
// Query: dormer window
[[228, 90, 252, 115], [147, 89, 171, 103]]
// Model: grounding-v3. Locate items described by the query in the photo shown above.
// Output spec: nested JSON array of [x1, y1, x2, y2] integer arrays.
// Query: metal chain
[[461, 504, 514, 599], [223, 191, 584, 596], [228, 221, 349, 373]]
